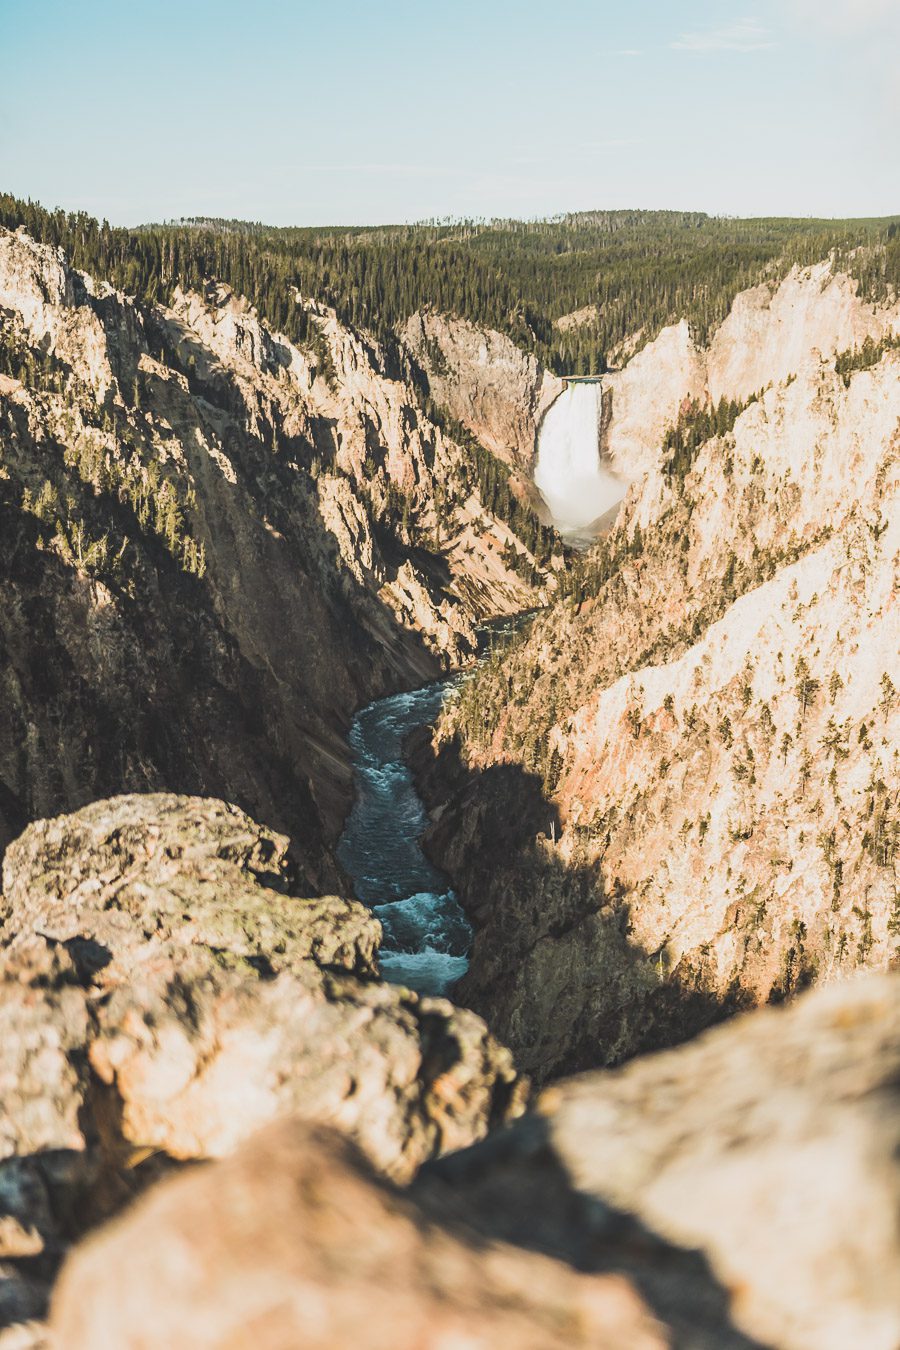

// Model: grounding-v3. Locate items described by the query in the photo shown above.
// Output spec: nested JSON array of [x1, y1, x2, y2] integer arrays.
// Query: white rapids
[[534, 381, 625, 537], [336, 680, 471, 997]]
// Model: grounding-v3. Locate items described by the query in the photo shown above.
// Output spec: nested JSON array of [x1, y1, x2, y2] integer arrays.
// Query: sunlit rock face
[[534, 382, 625, 535]]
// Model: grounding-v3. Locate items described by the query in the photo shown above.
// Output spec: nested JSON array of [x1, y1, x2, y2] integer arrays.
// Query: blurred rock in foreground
[[51, 1120, 726, 1350], [420, 973, 900, 1350]]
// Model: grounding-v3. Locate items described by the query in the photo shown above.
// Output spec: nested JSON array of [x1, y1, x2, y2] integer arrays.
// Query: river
[[336, 675, 471, 997], [337, 618, 530, 998]]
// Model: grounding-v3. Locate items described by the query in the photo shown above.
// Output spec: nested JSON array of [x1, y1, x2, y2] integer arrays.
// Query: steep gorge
[[3, 198, 900, 1348], [0, 226, 560, 878], [4, 222, 897, 1071], [421, 261, 900, 1079]]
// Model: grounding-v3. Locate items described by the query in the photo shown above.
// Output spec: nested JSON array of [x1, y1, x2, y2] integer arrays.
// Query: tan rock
[[0, 793, 526, 1339], [554, 304, 601, 333], [521, 974, 900, 1350], [585, 262, 900, 488], [601, 319, 708, 480], [0, 794, 526, 1184], [706, 261, 900, 404], [50, 1120, 668, 1350], [403, 310, 562, 468]]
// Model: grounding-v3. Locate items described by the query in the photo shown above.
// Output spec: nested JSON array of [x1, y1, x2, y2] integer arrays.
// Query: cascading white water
[[534, 381, 625, 537]]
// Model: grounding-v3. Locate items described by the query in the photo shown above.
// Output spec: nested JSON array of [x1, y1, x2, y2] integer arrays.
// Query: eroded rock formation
[[43, 972, 900, 1350], [419, 973, 900, 1350], [0, 794, 526, 1331], [50, 1121, 671, 1350], [406, 261, 900, 523], [1, 220, 899, 1350], [402, 310, 562, 470]]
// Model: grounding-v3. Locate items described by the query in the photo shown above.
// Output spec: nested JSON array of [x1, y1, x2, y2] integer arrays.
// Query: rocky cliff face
[[600, 318, 707, 480], [705, 260, 899, 402], [36, 967, 900, 1350], [0, 794, 526, 1334], [0, 228, 553, 871], [600, 261, 900, 482], [402, 310, 563, 472], [424, 289, 900, 1078], [405, 263, 900, 522]]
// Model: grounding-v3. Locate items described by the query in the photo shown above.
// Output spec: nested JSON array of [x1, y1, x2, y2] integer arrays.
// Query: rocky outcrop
[[554, 304, 601, 332], [598, 262, 900, 485], [406, 263, 900, 528], [600, 319, 708, 479], [402, 310, 563, 470], [421, 973, 900, 1350], [706, 260, 900, 403], [426, 335, 900, 1078], [0, 794, 526, 1331], [50, 1121, 671, 1350], [0, 228, 550, 871], [48, 972, 900, 1350]]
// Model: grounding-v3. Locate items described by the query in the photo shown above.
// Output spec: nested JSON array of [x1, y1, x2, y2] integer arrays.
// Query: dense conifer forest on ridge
[[3, 194, 899, 374]]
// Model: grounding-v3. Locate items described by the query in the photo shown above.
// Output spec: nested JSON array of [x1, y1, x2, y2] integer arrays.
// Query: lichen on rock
[[0, 793, 527, 1333]]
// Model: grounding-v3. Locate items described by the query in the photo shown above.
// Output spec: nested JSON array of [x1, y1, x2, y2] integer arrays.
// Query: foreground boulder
[[13, 795, 900, 1349], [419, 972, 900, 1350], [50, 1120, 688, 1350], [0, 794, 526, 1331]]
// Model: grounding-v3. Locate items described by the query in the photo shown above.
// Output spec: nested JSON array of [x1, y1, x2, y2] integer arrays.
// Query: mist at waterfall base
[[337, 680, 471, 997], [534, 382, 625, 539]]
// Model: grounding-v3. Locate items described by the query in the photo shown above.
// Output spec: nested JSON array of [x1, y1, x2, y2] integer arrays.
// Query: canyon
[[1, 207, 899, 1348], [422, 260, 900, 1077], [0, 226, 557, 881]]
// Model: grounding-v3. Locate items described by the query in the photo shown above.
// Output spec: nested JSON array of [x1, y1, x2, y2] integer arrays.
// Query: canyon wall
[[402, 310, 563, 471], [600, 261, 900, 481], [424, 272, 900, 1079], [1, 230, 899, 1349], [408, 263, 900, 526], [0, 228, 554, 874]]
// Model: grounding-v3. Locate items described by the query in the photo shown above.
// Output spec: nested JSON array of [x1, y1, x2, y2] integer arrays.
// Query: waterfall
[[534, 382, 625, 536]]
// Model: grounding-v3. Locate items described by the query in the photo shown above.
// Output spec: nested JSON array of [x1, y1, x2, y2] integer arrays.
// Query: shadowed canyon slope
[[0, 226, 559, 874]]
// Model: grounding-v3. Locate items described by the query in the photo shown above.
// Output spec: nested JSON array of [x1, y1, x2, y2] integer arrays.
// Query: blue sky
[[1, 0, 897, 225]]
